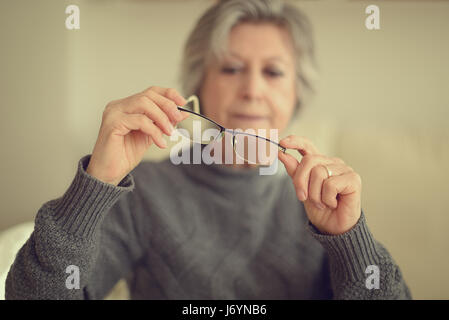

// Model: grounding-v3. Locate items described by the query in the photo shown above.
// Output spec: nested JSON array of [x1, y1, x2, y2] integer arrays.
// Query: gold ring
[[322, 165, 332, 178]]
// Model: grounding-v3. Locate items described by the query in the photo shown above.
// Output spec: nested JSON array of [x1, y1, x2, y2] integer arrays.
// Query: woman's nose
[[240, 69, 265, 101]]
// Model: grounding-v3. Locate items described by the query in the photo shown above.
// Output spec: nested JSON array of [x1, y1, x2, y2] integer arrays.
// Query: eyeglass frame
[[176, 95, 287, 160]]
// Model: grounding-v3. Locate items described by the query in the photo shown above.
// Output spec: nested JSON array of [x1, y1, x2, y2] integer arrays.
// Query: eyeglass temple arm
[[251, 134, 287, 153], [178, 95, 288, 153], [178, 95, 200, 113]]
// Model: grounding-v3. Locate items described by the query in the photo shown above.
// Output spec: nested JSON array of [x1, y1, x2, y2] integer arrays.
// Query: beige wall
[[1, 0, 448, 299]]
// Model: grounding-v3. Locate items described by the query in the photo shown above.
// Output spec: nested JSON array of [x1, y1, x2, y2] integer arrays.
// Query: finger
[[293, 155, 347, 201], [308, 163, 353, 209], [177, 109, 191, 121], [145, 86, 187, 107], [142, 90, 185, 123], [278, 150, 298, 177], [279, 135, 320, 156], [122, 95, 174, 136], [322, 172, 362, 209], [121, 113, 167, 149]]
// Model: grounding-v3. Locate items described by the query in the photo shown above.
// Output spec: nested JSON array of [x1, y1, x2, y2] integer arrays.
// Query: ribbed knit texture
[[6, 153, 412, 299], [51, 158, 134, 238]]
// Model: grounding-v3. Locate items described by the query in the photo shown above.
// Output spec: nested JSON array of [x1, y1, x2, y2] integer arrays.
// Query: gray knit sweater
[[6, 153, 412, 299]]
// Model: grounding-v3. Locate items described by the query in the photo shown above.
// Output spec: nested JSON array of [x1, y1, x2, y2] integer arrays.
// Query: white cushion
[[0, 221, 129, 300]]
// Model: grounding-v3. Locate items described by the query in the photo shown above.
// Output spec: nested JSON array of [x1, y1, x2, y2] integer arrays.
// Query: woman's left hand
[[278, 135, 362, 236]]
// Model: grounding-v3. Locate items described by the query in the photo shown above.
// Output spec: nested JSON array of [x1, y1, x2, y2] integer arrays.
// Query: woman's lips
[[230, 114, 269, 122]]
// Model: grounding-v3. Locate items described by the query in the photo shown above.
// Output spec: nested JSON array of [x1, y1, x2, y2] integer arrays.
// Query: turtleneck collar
[[175, 145, 288, 199]]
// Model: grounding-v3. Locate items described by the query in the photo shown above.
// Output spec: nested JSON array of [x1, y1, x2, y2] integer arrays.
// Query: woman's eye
[[265, 69, 284, 77], [221, 67, 241, 74]]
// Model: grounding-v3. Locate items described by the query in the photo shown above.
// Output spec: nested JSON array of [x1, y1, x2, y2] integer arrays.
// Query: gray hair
[[179, 0, 318, 115]]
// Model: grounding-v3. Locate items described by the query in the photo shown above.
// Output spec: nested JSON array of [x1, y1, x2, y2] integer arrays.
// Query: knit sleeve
[[5, 155, 143, 299], [306, 211, 412, 300]]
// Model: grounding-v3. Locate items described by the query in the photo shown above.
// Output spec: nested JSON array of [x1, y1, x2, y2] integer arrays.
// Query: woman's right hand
[[86, 86, 189, 186]]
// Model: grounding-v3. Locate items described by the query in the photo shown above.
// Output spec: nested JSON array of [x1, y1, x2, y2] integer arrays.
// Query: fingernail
[[174, 110, 183, 121], [179, 97, 187, 106], [161, 137, 168, 148], [167, 122, 175, 135], [299, 190, 306, 201]]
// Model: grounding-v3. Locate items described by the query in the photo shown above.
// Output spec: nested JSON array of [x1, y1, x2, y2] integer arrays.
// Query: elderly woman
[[6, 0, 411, 299]]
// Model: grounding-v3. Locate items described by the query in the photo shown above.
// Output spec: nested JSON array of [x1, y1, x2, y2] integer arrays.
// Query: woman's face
[[199, 22, 297, 135]]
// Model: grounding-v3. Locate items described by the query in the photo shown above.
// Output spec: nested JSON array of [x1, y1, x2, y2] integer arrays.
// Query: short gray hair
[[179, 0, 318, 114]]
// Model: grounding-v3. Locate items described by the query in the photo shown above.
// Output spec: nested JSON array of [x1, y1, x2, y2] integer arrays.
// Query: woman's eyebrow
[[227, 52, 289, 65]]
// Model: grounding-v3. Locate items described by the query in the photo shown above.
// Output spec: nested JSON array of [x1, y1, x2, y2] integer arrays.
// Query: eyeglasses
[[175, 95, 286, 166]]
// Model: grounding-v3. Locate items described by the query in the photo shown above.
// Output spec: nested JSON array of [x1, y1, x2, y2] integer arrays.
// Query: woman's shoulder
[[129, 157, 191, 196]]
